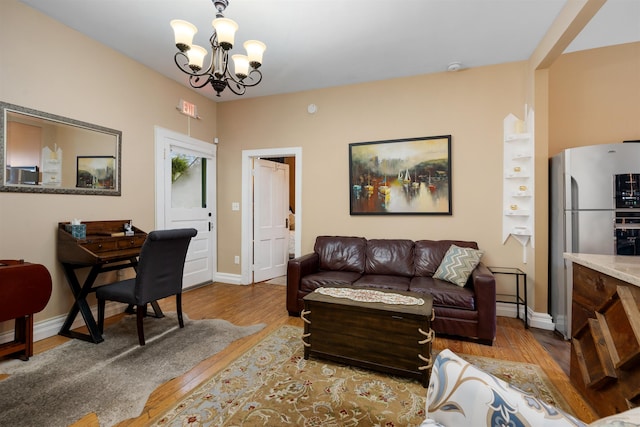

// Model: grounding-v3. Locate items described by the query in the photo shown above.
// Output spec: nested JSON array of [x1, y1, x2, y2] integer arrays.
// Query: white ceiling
[[17, 0, 640, 102]]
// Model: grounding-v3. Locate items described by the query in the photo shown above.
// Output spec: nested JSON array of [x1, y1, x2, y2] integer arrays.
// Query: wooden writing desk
[[57, 220, 161, 343]]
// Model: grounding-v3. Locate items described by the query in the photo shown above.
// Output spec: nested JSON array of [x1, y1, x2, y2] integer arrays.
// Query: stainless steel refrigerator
[[549, 142, 640, 339]]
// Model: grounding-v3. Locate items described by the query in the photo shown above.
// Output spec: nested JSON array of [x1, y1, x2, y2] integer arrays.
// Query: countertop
[[563, 253, 640, 288]]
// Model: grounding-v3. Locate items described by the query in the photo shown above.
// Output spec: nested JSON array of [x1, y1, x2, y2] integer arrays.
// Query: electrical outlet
[[234, 255, 240, 264]]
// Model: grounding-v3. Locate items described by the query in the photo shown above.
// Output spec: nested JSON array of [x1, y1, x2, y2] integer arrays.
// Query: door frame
[[241, 147, 302, 285], [154, 126, 218, 284], [252, 158, 290, 282]]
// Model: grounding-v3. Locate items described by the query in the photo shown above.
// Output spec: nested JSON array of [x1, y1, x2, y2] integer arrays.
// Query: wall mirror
[[0, 101, 121, 195]]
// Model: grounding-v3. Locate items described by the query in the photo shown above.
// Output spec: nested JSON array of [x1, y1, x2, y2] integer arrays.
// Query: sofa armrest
[[470, 262, 496, 344], [423, 349, 585, 426], [286, 252, 319, 315]]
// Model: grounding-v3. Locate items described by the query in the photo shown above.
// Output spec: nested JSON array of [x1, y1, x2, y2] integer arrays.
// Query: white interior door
[[154, 127, 216, 289], [253, 159, 289, 282]]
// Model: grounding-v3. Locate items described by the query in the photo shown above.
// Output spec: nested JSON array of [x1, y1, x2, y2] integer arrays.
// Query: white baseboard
[[529, 310, 555, 331], [496, 302, 555, 331], [213, 272, 245, 285], [1, 274, 247, 346], [0, 301, 129, 345], [3, 288, 557, 346]]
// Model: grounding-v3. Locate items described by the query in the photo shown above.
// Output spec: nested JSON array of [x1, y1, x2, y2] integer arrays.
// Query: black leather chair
[[96, 228, 197, 345]]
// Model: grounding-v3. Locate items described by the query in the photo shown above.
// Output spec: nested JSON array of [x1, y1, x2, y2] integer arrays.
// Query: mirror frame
[[0, 101, 122, 196]]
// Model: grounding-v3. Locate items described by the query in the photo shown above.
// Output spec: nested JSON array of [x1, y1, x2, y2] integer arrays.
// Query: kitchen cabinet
[[565, 254, 640, 416]]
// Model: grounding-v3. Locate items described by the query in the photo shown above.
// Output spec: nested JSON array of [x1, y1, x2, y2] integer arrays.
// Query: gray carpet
[[0, 313, 265, 427]]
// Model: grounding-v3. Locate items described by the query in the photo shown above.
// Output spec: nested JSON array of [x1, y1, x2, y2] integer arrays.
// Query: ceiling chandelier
[[170, 0, 266, 97]]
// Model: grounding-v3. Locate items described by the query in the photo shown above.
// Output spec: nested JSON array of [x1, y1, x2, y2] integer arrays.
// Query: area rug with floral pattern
[[152, 325, 571, 427]]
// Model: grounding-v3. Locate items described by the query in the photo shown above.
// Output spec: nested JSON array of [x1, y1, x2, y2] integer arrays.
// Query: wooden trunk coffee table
[[302, 287, 434, 386]]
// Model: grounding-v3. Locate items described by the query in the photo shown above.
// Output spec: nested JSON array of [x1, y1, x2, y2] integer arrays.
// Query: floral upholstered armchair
[[421, 349, 640, 427]]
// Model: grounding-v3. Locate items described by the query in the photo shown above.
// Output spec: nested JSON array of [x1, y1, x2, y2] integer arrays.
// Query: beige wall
[[0, 0, 217, 329], [534, 41, 640, 318], [548, 42, 640, 156], [217, 61, 531, 293], [2, 0, 638, 336], [216, 42, 640, 318]]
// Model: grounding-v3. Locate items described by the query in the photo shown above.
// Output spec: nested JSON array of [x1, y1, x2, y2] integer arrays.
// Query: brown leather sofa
[[286, 236, 496, 345]]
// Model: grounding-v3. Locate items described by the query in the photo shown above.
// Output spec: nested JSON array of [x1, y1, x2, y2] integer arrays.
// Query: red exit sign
[[178, 99, 198, 119]]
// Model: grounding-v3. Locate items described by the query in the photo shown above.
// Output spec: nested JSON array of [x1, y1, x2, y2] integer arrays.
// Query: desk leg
[[59, 264, 104, 343], [124, 301, 164, 318], [150, 301, 164, 318]]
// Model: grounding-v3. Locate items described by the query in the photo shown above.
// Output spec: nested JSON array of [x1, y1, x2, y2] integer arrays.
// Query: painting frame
[[76, 155, 116, 189], [349, 135, 452, 215]]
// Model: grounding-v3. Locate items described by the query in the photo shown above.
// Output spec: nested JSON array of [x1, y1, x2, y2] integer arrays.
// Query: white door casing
[[154, 126, 216, 289], [253, 159, 289, 282], [241, 148, 302, 285]]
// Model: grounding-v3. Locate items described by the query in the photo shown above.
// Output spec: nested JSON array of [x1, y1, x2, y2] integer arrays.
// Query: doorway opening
[[241, 147, 302, 285]]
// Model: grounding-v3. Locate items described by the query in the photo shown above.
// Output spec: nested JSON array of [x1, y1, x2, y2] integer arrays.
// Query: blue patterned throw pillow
[[433, 244, 484, 287]]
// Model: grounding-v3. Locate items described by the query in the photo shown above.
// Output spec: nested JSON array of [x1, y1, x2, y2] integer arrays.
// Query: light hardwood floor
[[25, 282, 598, 426]]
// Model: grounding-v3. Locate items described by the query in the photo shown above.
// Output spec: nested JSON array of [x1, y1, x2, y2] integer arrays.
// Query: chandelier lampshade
[[243, 40, 266, 68], [171, 0, 266, 97], [211, 18, 238, 50], [170, 20, 197, 52], [186, 45, 208, 71], [231, 54, 249, 79]]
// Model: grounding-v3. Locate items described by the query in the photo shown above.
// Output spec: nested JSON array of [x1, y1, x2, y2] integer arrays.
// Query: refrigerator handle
[[566, 211, 577, 253]]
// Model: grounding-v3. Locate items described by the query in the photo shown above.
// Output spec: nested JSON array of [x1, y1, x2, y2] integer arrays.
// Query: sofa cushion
[[430, 306, 477, 323], [422, 349, 585, 427], [433, 245, 484, 287], [300, 270, 363, 293], [588, 407, 640, 426], [414, 240, 479, 277], [315, 236, 367, 273], [410, 276, 475, 310], [352, 274, 411, 292], [365, 239, 415, 276]]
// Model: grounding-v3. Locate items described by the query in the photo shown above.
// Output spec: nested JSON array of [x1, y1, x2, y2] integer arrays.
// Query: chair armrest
[[470, 262, 496, 344], [286, 253, 319, 314]]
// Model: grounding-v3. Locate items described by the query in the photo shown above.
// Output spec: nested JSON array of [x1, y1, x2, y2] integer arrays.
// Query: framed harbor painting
[[349, 135, 452, 215], [76, 156, 116, 189]]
